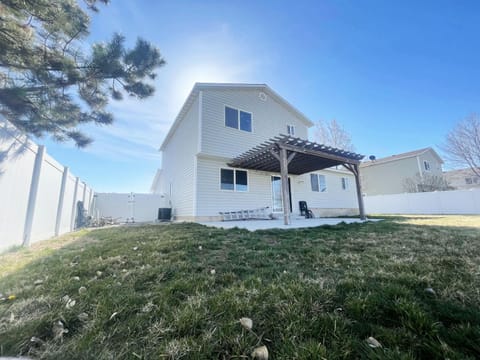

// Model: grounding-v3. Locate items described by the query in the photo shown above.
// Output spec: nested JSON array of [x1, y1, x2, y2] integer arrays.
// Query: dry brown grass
[[392, 214, 480, 228]]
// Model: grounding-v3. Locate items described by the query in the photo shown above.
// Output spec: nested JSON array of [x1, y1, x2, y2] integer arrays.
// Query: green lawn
[[1, 216, 479, 359]]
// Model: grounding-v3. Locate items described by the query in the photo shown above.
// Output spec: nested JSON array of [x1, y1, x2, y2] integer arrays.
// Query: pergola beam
[[277, 143, 361, 166]]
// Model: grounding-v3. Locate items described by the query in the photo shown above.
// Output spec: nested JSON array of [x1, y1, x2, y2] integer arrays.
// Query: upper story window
[[220, 168, 248, 191], [287, 124, 295, 136], [310, 174, 327, 192], [423, 161, 431, 171], [225, 106, 252, 132], [341, 177, 350, 190]]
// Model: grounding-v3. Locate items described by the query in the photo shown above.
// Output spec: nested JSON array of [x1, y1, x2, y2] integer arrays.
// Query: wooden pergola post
[[270, 146, 296, 225], [354, 164, 366, 220], [279, 147, 291, 225], [343, 163, 366, 220], [352, 164, 366, 220]]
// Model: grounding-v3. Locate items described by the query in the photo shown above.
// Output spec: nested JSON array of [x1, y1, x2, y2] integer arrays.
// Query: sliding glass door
[[271, 176, 292, 213]]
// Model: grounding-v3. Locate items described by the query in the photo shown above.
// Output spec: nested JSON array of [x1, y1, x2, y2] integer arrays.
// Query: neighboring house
[[360, 148, 444, 196], [444, 168, 480, 190], [151, 83, 364, 221]]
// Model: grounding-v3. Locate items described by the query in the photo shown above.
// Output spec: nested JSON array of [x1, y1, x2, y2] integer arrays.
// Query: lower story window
[[220, 169, 248, 191], [341, 177, 349, 190], [311, 173, 327, 192]]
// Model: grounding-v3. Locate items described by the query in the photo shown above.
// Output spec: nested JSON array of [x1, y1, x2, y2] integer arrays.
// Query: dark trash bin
[[158, 208, 172, 221]]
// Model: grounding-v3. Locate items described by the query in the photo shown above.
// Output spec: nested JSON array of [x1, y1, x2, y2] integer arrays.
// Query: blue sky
[[41, 0, 480, 192]]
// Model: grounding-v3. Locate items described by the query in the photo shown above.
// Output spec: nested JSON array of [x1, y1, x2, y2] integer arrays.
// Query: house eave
[[150, 169, 162, 193], [159, 85, 199, 151]]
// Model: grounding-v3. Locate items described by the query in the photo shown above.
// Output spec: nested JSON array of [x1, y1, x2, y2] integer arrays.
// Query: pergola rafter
[[228, 135, 366, 224]]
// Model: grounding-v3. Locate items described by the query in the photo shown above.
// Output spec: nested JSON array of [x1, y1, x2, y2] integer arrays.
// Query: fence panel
[[0, 127, 38, 249], [30, 154, 64, 243], [94, 193, 168, 222], [0, 119, 93, 251], [364, 189, 480, 215]]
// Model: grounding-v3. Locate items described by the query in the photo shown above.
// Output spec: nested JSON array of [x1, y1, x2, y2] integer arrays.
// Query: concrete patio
[[199, 217, 374, 231]]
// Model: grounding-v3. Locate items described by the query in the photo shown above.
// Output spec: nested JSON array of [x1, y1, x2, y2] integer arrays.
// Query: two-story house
[[151, 83, 365, 222], [360, 148, 444, 195]]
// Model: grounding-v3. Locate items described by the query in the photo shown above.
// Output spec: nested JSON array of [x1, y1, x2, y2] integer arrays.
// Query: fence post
[[54, 166, 69, 236], [70, 177, 80, 231], [22, 145, 45, 246], [88, 187, 94, 215], [82, 181, 87, 205]]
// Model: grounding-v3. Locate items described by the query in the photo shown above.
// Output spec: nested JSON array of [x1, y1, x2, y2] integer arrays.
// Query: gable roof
[[360, 147, 444, 168], [443, 168, 478, 176], [159, 83, 314, 151]]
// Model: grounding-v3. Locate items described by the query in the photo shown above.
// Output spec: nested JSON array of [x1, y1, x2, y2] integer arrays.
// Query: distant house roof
[[443, 168, 478, 176], [360, 147, 444, 168], [159, 83, 314, 151]]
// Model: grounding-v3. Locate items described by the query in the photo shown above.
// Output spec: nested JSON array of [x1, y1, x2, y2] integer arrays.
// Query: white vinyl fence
[[0, 120, 93, 251], [93, 193, 169, 223], [364, 189, 480, 215]]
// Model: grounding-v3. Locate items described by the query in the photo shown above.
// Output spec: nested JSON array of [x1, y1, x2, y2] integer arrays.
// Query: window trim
[[219, 167, 249, 192], [341, 177, 350, 191], [224, 105, 253, 133], [423, 160, 431, 171], [287, 124, 295, 136], [310, 173, 327, 193]]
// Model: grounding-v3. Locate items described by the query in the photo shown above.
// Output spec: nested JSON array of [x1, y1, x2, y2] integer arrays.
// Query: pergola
[[228, 135, 366, 225]]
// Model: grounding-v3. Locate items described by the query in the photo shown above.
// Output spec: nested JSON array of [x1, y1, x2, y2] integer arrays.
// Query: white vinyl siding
[[201, 89, 309, 158], [361, 157, 422, 196], [361, 150, 444, 196], [159, 96, 199, 217], [196, 157, 271, 217], [294, 171, 358, 211]]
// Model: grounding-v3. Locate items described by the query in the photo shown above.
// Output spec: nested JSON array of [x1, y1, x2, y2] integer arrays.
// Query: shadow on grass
[[0, 230, 92, 280], [0, 220, 479, 359]]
